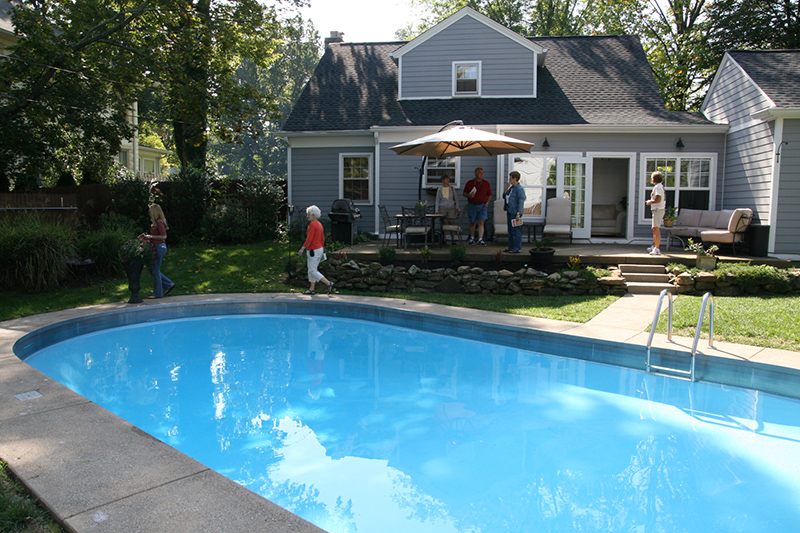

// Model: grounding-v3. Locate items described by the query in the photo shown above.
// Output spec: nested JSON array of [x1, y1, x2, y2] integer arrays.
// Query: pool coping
[[1, 293, 799, 532]]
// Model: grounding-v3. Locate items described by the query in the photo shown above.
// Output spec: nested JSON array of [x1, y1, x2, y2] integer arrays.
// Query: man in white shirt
[[645, 171, 666, 255]]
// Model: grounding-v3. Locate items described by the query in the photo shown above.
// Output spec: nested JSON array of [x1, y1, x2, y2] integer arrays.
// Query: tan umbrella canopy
[[389, 122, 534, 157], [389, 120, 534, 199]]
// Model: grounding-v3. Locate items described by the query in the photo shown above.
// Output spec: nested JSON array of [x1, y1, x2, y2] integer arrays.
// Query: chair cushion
[[715, 210, 734, 229], [669, 227, 700, 237], [676, 209, 702, 227], [700, 230, 736, 243], [441, 224, 461, 232], [698, 210, 720, 228], [546, 198, 572, 225], [386, 225, 401, 232], [592, 204, 616, 221], [728, 208, 753, 232], [543, 224, 571, 234]]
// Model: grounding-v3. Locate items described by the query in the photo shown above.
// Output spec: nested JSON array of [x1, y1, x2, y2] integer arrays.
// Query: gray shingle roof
[[729, 50, 800, 108], [282, 35, 711, 132]]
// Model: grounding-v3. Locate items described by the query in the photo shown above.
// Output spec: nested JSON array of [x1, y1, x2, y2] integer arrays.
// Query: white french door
[[558, 158, 591, 239]]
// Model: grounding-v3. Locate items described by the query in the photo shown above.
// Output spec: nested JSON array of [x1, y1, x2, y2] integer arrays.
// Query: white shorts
[[651, 208, 665, 228]]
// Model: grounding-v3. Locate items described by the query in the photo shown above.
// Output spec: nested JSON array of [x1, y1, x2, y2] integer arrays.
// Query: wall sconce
[[542, 137, 550, 148], [676, 138, 685, 149]]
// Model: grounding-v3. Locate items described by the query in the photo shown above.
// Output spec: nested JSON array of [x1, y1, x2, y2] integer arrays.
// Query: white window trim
[[452, 61, 481, 97], [638, 153, 717, 225], [339, 152, 373, 205], [423, 157, 461, 188]]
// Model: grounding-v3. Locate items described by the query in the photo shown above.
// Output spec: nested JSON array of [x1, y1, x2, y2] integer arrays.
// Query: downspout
[[286, 143, 293, 205], [374, 131, 380, 234], [132, 102, 140, 177], [768, 118, 784, 254]]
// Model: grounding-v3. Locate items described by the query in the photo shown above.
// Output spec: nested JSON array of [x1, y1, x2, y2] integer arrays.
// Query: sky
[[299, 0, 423, 43]]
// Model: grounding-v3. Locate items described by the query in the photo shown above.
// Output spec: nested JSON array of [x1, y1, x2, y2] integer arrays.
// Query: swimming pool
[[17, 303, 800, 532]]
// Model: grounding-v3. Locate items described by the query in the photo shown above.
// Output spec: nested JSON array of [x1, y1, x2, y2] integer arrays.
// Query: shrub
[[0, 213, 76, 292], [449, 245, 466, 266], [378, 246, 396, 262], [201, 201, 252, 244], [107, 166, 152, 230], [576, 266, 611, 281], [238, 175, 286, 241], [716, 263, 792, 293], [76, 213, 139, 275], [170, 167, 211, 243]]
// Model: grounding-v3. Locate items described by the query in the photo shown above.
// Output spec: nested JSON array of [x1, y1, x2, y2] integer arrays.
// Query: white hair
[[306, 205, 321, 219]]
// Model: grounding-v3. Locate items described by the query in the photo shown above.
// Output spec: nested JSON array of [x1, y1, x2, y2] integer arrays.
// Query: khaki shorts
[[651, 208, 665, 228], [439, 206, 457, 221]]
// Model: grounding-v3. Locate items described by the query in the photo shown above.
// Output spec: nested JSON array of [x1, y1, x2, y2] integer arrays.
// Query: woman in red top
[[297, 205, 334, 295], [144, 203, 175, 299]]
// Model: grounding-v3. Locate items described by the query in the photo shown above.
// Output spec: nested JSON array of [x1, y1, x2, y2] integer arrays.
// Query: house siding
[[775, 119, 800, 254], [401, 17, 535, 99], [290, 146, 377, 235], [704, 61, 771, 125], [720, 124, 774, 220]]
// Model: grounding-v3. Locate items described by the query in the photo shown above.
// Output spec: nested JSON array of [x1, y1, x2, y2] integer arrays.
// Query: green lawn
[[1, 242, 798, 352]]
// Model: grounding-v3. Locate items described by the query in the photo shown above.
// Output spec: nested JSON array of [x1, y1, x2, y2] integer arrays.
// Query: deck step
[[626, 281, 677, 295], [623, 272, 671, 284], [619, 263, 667, 274]]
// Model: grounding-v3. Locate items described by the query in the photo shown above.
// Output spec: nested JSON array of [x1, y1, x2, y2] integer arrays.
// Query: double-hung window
[[340, 153, 372, 205], [424, 156, 460, 187], [642, 155, 715, 220], [453, 61, 481, 96]]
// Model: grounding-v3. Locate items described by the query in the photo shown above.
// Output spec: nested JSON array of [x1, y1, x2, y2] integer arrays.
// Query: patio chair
[[379, 205, 403, 248], [542, 197, 573, 243], [401, 206, 432, 249], [441, 209, 465, 245], [493, 199, 508, 242]]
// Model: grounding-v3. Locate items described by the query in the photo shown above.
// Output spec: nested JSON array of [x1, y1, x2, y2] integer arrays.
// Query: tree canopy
[[0, 0, 310, 189]]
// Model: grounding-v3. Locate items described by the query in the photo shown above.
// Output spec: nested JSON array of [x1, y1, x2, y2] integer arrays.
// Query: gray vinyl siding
[[704, 60, 772, 126], [291, 146, 377, 234], [720, 123, 774, 220], [775, 120, 800, 254], [401, 17, 535, 99]]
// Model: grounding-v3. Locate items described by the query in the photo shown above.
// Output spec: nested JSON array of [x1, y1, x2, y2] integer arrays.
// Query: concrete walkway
[[2, 294, 799, 532]]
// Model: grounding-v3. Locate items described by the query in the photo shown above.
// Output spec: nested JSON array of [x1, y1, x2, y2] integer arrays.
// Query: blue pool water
[[23, 314, 800, 532]]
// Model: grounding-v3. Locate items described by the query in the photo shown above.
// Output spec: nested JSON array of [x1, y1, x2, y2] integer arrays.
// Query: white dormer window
[[453, 61, 481, 96]]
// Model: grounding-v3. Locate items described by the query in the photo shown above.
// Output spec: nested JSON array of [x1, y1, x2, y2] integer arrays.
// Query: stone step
[[619, 263, 667, 275], [623, 272, 671, 284], [626, 281, 676, 295]]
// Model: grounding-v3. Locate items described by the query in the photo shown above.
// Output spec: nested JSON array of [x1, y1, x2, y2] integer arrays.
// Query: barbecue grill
[[329, 198, 361, 245]]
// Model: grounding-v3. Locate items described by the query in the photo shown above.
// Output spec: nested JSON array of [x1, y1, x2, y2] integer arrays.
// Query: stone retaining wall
[[670, 268, 800, 295], [289, 259, 627, 296]]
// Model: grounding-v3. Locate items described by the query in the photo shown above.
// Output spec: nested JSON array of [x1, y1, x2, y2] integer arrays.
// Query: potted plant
[[686, 238, 718, 270], [119, 237, 156, 303], [664, 207, 679, 227], [529, 237, 556, 270]]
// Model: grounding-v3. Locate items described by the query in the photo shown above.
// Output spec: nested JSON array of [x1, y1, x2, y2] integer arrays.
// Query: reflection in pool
[[24, 314, 800, 532]]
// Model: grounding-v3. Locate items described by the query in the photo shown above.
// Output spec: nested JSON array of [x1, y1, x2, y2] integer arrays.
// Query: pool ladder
[[646, 290, 715, 382]]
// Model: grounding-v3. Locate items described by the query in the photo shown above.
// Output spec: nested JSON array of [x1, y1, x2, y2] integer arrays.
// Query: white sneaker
[[649, 248, 661, 255], [647, 246, 654, 252]]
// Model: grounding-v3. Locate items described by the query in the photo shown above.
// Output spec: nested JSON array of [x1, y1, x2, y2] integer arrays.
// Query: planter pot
[[664, 219, 675, 228], [122, 260, 144, 303], [529, 248, 555, 271], [696, 255, 717, 271]]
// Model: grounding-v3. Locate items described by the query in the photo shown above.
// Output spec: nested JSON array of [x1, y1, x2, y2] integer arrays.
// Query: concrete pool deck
[[1, 293, 799, 532]]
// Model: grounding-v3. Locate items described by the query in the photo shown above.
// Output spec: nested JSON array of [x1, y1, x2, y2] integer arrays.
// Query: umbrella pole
[[418, 156, 426, 201]]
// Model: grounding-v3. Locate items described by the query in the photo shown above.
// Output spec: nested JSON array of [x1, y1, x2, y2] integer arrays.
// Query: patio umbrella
[[389, 123, 534, 158], [389, 121, 534, 198]]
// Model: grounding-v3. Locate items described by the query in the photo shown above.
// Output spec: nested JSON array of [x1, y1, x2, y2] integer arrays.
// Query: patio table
[[395, 212, 446, 247]]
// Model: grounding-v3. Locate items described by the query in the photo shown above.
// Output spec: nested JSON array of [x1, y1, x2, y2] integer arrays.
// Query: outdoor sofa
[[667, 207, 753, 254]]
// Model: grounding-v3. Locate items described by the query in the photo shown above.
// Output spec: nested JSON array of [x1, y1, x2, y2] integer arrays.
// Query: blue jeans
[[149, 243, 174, 298], [507, 213, 523, 251]]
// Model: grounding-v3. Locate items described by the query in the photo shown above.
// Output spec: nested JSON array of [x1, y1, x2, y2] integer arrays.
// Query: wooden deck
[[339, 239, 790, 268]]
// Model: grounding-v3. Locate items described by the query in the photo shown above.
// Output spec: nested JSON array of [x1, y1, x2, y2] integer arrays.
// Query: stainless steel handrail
[[689, 292, 715, 382], [646, 289, 673, 373]]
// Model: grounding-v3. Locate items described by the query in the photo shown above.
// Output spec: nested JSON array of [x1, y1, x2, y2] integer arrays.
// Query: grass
[[0, 462, 63, 532], [655, 294, 800, 351]]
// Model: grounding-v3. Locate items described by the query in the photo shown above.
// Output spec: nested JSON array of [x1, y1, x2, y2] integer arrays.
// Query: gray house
[[281, 7, 727, 244], [702, 50, 800, 257]]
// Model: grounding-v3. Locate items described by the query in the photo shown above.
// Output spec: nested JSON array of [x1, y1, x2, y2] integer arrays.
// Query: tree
[[706, 0, 800, 55], [0, 1, 153, 188], [209, 15, 320, 180]]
